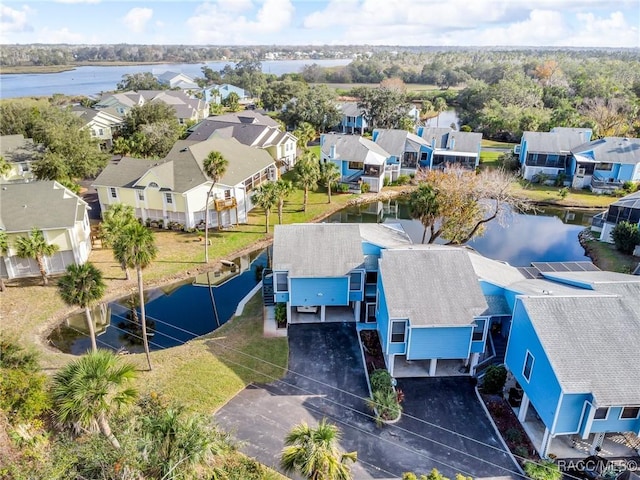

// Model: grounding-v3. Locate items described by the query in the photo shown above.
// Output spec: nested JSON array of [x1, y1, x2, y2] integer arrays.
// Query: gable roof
[[338, 102, 364, 117], [321, 134, 390, 165], [571, 137, 640, 165], [520, 295, 640, 406], [419, 127, 482, 153], [379, 246, 489, 326], [93, 157, 161, 189], [373, 129, 430, 157], [202, 111, 280, 128], [0, 181, 87, 232], [358, 223, 412, 248], [273, 224, 364, 277], [522, 130, 589, 154]]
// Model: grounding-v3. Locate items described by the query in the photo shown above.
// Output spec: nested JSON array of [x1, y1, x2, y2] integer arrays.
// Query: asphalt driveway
[[214, 323, 520, 479]]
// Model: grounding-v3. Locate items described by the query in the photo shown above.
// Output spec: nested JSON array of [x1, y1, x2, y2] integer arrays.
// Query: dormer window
[[149, 182, 159, 188]]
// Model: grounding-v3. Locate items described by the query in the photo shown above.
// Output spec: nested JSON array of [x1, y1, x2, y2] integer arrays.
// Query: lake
[[0, 58, 352, 99]]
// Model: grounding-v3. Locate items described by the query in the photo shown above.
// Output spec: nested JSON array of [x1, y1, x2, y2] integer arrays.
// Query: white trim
[[551, 390, 564, 435], [390, 319, 407, 344], [620, 406, 640, 420], [523, 350, 535, 382], [594, 406, 610, 421]]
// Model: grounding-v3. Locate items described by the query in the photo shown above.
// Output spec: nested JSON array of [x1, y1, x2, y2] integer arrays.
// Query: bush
[[557, 187, 569, 199], [554, 172, 566, 187], [611, 221, 640, 255], [482, 365, 507, 394], [498, 152, 521, 172], [524, 460, 562, 480], [360, 182, 371, 193], [622, 181, 639, 193], [274, 303, 287, 328], [395, 175, 411, 186], [337, 183, 350, 193], [367, 369, 402, 424]]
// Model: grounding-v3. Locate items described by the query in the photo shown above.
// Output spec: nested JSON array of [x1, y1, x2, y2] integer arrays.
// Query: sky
[[1, 0, 639, 48]]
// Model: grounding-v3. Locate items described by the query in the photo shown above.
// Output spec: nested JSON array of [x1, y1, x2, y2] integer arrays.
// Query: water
[[423, 109, 460, 129], [0, 58, 352, 99], [329, 202, 594, 267], [49, 249, 268, 355]]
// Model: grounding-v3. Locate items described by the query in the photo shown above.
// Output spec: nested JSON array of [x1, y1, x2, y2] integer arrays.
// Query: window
[[109, 187, 117, 198], [473, 319, 486, 341], [420, 152, 428, 161], [523, 351, 534, 382], [165, 193, 173, 204], [594, 407, 609, 420], [348, 161, 364, 171], [98, 128, 104, 136], [597, 163, 613, 171], [224, 189, 231, 200], [349, 272, 362, 291], [149, 182, 159, 188], [137, 191, 145, 201], [621, 407, 640, 419], [366, 271, 378, 284], [275, 273, 288, 292], [391, 321, 406, 343]]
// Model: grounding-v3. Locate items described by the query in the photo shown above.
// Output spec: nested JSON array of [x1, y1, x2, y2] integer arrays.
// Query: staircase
[[262, 269, 274, 306]]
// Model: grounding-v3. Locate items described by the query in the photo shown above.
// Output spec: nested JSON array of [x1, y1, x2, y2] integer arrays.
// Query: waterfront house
[[570, 137, 640, 192], [590, 191, 640, 243], [320, 134, 390, 193], [92, 136, 276, 229], [371, 128, 432, 180], [0, 134, 43, 183], [416, 126, 483, 170], [516, 127, 592, 182], [0, 181, 92, 281], [187, 111, 297, 170]]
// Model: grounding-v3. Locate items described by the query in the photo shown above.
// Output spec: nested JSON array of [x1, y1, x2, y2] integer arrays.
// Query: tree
[[0, 230, 8, 292], [261, 79, 308, 112], [319, 161, 341, 204], [409, 184, 440, 244], [202, 151, 228, 263], [353, 85, 410, 130], [293, 121, 316, 151], [113, 222, 158, 371], [275, 179, 294, 225], [414, 166, 531, 245], [100, 203, 138, 279], [294, 151, 320, 212], [57, 263, 106, 352], [433, 97, 447, 127], [611, 221, 640, 255], [15, 228, 59, 286], [523, 460, 562, 480], [117, 72, 164, 91], [222, 91, 240, 111], [0, 155, 11, 178], [282, 85, 340, 132], [51, 350, 137, 449], [251, 181, 279, 233], [280, 419, 357, 480]]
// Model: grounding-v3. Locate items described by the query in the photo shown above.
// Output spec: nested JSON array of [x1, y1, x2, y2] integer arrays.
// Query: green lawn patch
[[481, 139, 517, 149], [582, 236, 638, 274], [513, 183, 617, 208], [479, 151, 502, 169]]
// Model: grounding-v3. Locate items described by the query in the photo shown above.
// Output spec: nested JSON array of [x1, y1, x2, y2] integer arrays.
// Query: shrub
[[361, 182, 371, 193], [498, 152, 521, 172], [523, 460, 562, 480], [622, 180, 639, 193], [482, 365, 507, 394], [337, 183, 350, 193], [367, 369, 402, 424], [531, 172, 550, 184], [557, 187, 569, 199], [505, 427, 523, 443], [274, 302, 287, 328], [554, 172, 566, 187], [611, 221, 640, 255], [395, 175, 411, 186], [460, 125, 472, 132], [370, 369, 393, 392]]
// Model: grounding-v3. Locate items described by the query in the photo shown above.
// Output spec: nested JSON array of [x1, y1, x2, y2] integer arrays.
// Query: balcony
[[214, 197, 237, 211], [591, 174, 623, 193]]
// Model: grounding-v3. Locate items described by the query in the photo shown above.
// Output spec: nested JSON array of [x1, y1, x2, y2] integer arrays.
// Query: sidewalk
[[263, 305, 287, 338]]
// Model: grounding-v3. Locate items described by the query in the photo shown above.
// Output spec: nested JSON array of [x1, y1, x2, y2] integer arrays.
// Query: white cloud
[[186, 0, 294, 44], [0, 4, 34, 33], [37, 27, 85, 43], [122, 7, 153, 34], [54, 0, 101, 3], [567, 11, 639, 47], [473, 9, 568, 46]]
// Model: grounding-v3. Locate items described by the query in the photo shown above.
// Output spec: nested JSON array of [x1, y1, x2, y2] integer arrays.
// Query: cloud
[[0, 4, 34, 34], [37, 27, 85, 43], [122, 7, 153, 34], [54, 0, 101, 3], [186, 0, 294, 44], [567, 11, 639, 47]]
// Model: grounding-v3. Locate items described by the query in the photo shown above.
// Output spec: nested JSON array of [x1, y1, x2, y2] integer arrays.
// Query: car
[[296, 306, 318, 313]]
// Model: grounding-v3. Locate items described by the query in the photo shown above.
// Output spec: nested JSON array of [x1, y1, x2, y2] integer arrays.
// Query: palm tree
[[251, 181, 280, 233], [51, 349, 137, 449], [293, 121, 316, 151], [275, 179, 294, 225], [0, 230, 8, 293], [434, 97, 447, 127], [15, 228, 59, 286], [409, 184, 440, 244], [319, 161, 341, 204], [202, 151, 228, 263], [294, 151, 320, 213], [281, 418, 357, 480], [113, 222, 157, 371], [100, 203, 137, 280], [57, 263, 106, 352]]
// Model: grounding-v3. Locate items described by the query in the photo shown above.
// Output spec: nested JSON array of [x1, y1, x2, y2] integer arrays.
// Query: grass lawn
[[479, 151, 503, 169], [481, 139, 517, 149], [581, 237, 639, 274], [512, 182, 617, 208]]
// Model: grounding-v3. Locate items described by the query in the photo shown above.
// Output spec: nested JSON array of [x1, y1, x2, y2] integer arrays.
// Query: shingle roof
[[373, 129, 427, 157], [321, 134, 390, 165], [204, 111, 279, 128], [521, 295, 640, 406], [572, 137, 640, 165], [93, 157, 160, 188], [379, 246, 488, 326], [418, 127, 481, 153], [0, 181, 87, 232], [522, 131, 588, 154], [0, 134, 44, 163], [419, 127, 451, 148], [273, 224, 364, 277], [358, 223, 412, 248], [339, 102, 364, 117]]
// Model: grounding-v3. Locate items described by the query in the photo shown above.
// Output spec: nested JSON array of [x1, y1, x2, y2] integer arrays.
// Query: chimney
[[330, 144, 337, 159]]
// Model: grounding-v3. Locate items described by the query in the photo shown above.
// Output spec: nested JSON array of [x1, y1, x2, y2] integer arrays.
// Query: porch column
[[429, 359, 437, 376], [469, 353, 480, 375], [320, 305, 326, 322], [286, 302, 292, 324], [518, 393, 530, 422], [540, 427, 552, 459], [354, 301, 361, 322], [590, 432, 605, 455]]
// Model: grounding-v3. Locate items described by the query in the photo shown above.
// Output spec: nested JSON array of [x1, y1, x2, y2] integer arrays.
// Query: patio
[[289, 305, 356, 324], [393, 356, 470, 378]]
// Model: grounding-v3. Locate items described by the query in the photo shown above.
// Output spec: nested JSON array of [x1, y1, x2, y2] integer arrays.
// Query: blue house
[[337, 102, 368, 135], [416, 127, 483, 170], [320, 134, 390, 193], [570, 137, 640, 192], [204, 84, 249, 104], [371, 129, 431, 181], [516, 127, 592, 182]]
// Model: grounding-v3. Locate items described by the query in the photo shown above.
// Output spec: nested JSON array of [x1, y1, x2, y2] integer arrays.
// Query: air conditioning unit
[[577, 168, 586, 176]]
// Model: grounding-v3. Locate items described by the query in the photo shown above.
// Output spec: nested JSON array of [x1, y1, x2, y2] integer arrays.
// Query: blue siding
[[290, 277, 348, 306], [619, 163, 638, 181], [349, 291, 363, 302], [362, 241, 383, 256], [590, 407, 640, 434], [540, 273, 595, 290], [407, 326, 472, 360], [505, 299, 562, 430], [376, 280, 390, 353], [471, 339, 485, 354], [275, 293, 289, 302], [556, 393, 590, 434]]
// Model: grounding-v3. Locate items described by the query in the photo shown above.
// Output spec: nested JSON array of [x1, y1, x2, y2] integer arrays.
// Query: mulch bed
[[359, 330, 387, 376]]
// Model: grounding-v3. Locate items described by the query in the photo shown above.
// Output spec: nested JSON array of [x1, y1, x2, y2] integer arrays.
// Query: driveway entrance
[[214, 323, 520, 479]]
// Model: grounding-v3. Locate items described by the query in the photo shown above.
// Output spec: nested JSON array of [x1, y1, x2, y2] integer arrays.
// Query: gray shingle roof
[[0, 181, 87, 232], [273, 224, 364, 277], [419, 127, 481, 153], [321, 134, 390, 164], [522, 131, 589, 154], [521, 295, 640, 406], [541, 270, 640, 286], [93, 157, 160, 188], [379, 246, 488, 326], [205, 111, 280, 128], [572, 137, 640, 165], [339, 102, 364, 117], [358, 223, 412, 248], [0, 134, 44, 163]]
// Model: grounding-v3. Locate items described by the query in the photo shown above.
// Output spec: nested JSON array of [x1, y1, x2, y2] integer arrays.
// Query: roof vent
[[180, 147, 188, 152]]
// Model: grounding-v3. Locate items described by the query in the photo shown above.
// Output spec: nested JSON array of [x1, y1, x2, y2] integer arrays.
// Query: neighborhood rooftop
[[321, 134, 390, 164], [572, 137, 640, 165], [521, 130, 590, 153]]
